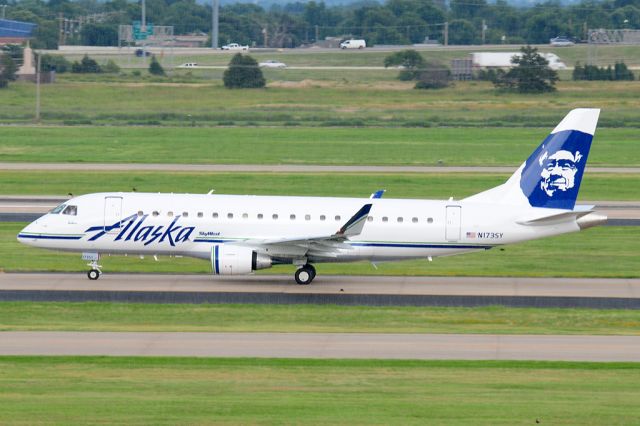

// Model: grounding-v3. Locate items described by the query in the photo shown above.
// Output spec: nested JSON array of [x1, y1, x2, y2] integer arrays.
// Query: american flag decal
[[466, 232, 476, 238]]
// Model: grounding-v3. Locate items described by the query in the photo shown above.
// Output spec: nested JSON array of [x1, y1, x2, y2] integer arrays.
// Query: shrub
[[40, 54, 71, 73], [573, 61, 634, 81], [148, 55, 165, 76], [223, 54, 265, 89], [102, 59, 121, 74], [71, 55, 102, 73]]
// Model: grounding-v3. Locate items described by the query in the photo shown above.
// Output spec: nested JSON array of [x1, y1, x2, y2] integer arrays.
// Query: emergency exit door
[[104, 196, 123, 233], [445, 205, 462, 241]]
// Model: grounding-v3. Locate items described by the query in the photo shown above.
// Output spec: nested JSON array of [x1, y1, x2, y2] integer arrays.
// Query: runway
[[1, 331, 639, 361], [2, 196, 640, 223], [1, 162, 638, 174], [2, 273, 640, 309]]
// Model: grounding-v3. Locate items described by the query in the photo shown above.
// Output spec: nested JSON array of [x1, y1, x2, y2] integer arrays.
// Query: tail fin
[[464, 108, 600, 210]]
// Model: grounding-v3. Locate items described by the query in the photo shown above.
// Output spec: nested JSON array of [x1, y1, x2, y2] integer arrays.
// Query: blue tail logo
[[520, 129, 593, 210]]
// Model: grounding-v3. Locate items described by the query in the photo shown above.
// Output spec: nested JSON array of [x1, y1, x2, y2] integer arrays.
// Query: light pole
[[211, 0, 219, 49], [1, 5, 8, 19]]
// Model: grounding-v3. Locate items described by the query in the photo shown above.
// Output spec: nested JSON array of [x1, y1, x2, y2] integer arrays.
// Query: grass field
[[2, 302, 640, 335], [1, 357, 639, 424], [2, 80, 639, 126], [1, 126, 638, 167], [1, 171, 638, 201], [4, 224, 639, 277]]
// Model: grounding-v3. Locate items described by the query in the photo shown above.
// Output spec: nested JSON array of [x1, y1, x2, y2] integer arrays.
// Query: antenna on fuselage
[[207, 189, 215, 195]]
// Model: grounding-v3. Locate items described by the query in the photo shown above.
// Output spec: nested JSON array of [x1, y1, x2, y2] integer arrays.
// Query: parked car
[[340, 39, 366, 49], [550, 37, 575, 47], [177, 63, 198, 68], [259, 60, 287, 68], [222, 43, 249, 51]]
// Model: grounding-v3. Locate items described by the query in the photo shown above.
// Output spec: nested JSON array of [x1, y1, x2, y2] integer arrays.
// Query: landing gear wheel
[[87, 269, 100, 280], [295, 264, 316, 285]]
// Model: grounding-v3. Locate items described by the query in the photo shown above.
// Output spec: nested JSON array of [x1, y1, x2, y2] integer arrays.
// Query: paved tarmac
[[2, 273, 639, 298], [1, 331, 639, 361], [1, 197, 639, 221], [1, 162, 637, 174]]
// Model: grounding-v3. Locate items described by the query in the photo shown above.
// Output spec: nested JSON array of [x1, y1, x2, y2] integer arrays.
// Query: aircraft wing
[[237, 204, 372, 259]]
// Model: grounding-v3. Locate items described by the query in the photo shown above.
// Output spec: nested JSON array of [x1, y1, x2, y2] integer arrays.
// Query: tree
[[384, 49, 426, 81], [148, 56, 165, 76], [0, 54, 17, 89], [0, 51, 18, 82], [223, 54, 265, 89], [81, 23, 118, 46], [493, 45, 558, 93]]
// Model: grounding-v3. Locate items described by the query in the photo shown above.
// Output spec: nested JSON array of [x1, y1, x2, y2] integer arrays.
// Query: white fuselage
[[18, 192, 581, 265]]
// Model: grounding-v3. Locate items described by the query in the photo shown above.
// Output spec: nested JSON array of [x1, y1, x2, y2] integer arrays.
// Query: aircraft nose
[[17, 220, 44, 245]]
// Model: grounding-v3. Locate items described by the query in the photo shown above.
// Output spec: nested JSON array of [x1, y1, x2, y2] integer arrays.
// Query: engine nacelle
[[211, 245, 272, 275]]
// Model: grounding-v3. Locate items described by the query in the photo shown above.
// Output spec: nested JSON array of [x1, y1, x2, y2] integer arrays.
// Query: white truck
[[340, 39, 366, 49], [221, 43, 249, 51]]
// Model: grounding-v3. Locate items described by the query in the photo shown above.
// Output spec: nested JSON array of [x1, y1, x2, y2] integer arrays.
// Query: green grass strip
[[1, 171, 638, 201], [1, 302, 640, 335], [0, 126, 638, 166], [1, 356, 639, 424]]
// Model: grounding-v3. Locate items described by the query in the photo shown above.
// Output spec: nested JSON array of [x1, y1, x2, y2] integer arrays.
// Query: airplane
[[17, 108, 607, 285]]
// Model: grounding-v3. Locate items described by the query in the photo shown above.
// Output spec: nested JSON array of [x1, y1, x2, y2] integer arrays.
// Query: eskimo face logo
[[538, 149, 583, 197]]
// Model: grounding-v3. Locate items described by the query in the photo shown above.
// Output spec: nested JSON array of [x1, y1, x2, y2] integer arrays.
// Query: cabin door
[[445, 205, 462, 241], [104, 196, 123, 234]]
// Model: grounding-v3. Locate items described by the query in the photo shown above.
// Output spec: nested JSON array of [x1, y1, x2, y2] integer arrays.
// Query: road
[[1, 331, 639, 361], [1, 162, 637, 174], [2, 273, 639, 299]]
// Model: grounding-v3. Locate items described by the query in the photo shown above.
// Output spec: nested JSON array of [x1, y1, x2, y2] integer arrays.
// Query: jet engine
[[211, 245, 272, 275]]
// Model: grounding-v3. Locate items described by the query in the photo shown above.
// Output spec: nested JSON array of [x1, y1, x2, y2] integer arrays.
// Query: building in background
[[0, 18, 36, 45]]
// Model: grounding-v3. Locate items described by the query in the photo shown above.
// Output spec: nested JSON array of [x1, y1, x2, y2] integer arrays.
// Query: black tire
[[87, 269, 100, 280], [295, 265, 315, 285]]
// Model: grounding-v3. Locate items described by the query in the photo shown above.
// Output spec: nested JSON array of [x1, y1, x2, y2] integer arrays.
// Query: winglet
[[370, 190, 386, 199], [336, 204, 372, 237]]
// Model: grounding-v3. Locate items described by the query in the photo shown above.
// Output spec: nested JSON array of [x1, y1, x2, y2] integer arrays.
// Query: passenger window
[[382, 217, 388, 222], [257, 213, 263, 219], [367, 216, 373, 222], [227, 213, 233, 219], [290, 214, 296, 220], [412, 217, 418, 223], [397, 217, 403, 223], [152, 211, 159, 217], [137, 210, 144, 217], [305, 214, 311, 221], [183, 212, 189, 217], [167, 211, 174, 217], [62, 205, 77, 216], [320, 215, 326, 221], [242, 213, 248, 219], [335, 215, 341, 221], [272, 214, 279, 220], [427, 217, 434, 224], [197, 212, 203, 218], [213, 212, 219, 219], [50, 204, 66, 214]]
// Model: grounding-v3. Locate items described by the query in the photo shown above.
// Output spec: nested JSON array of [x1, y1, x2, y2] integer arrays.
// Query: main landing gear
[[295, 264, 316, 285], [87, 260, 102, 280]]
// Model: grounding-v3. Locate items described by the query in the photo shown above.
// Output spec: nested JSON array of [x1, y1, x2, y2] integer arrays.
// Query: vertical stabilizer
[[464, 108, 600, 210]]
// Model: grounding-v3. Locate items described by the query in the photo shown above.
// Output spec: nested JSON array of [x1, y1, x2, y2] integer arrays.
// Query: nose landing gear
[[295, 264, 316, 285]]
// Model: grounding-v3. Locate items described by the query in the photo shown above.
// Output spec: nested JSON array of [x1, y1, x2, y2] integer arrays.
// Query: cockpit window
[[62, 205, 77, 216], [50, 204, 66, 214]]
